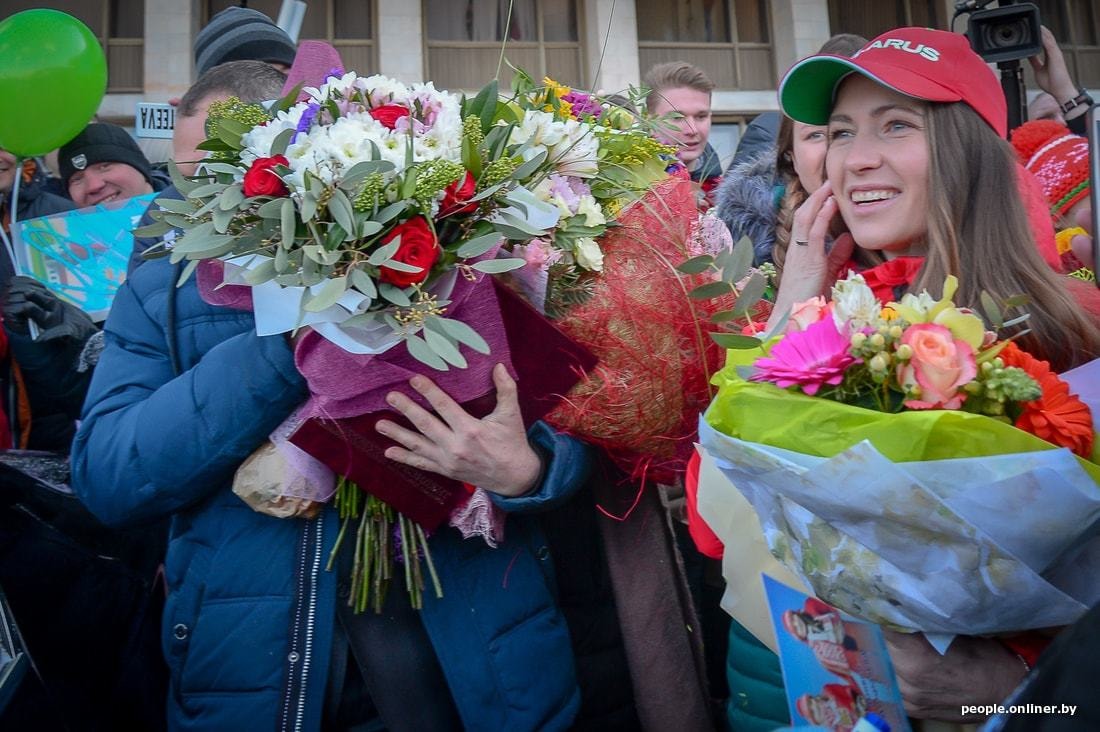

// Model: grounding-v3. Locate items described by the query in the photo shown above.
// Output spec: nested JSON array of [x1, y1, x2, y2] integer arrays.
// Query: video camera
[[957, 0, 1042, 63]]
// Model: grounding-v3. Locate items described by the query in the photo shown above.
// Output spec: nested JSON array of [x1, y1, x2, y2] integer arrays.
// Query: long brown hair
[[920, 102, 1100, 371]]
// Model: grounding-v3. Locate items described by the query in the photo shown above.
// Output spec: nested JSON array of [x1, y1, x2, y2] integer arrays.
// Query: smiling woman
[[767, 26, 1100, 722], [772, 27, 1100, 374]]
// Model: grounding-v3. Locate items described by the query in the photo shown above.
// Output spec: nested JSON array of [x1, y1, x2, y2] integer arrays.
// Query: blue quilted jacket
[[71, 257, 591, 731]]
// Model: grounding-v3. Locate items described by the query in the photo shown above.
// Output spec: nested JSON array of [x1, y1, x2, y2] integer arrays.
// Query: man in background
[[58, 123, 169, 208], [644, 61, 723, 199]]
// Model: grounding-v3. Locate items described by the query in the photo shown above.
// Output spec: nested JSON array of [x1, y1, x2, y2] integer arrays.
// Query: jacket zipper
[[280, 516, 324, 732]]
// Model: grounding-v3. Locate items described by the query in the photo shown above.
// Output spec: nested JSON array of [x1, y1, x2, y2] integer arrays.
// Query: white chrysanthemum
[[831, 273, 883, 333], [240, 104, 307, 166], [549, 120, 599, 178]]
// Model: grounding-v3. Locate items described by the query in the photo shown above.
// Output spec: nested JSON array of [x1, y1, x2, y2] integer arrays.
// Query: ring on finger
[[794, 238, 809, 246]]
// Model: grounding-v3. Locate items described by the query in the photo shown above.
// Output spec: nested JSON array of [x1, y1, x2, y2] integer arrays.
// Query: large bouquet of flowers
[[137, 69, 676, 610], [697, 272, 1100, 641], [494, 73, 739, 485]]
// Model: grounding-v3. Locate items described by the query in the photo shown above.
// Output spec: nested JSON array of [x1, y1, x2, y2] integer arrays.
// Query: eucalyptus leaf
[[211, 206, 235, 234], [374, 202, 406, 225], [433, 317, 490, 354], [167, 258, 198, 288], [733, 272, 767, 316], [676, 254, 715, 275], [329, 188, 356, 237], [711, 333, 762, 349], [688, 281, 734, 300], [301, 193, 318, 222], [359, 220, 383, 238], [470, 258, 526, 274], [399, 167, 419, 200], [510, 149, 548, 181], [379, 283, 411, 306], [303, 275, 347, 312], [468, 180, 507, 203], [202, 162, 245, 176], [189, 182, 229, 199], [243, 258, 278, 285], [722, 235, 755, 283], [168, 162, 200, 197], [350, 267, 378, 299], [462, 135, 483, 179], [379, 260, 422, 273], [759, 308, 791, 342], [132, 220, 172, 238], [368, 239, 401, 265], [155, 198, 200, 216], [281, 198, 296, 249], [257, 198, 286, 219], [270, 128, 296, 157], [496, 212, 546, 237], [275, 245, 289, 273], [456, 232, 502, 258], [405, 334, 449, 371], [424, 326, 468, 368]]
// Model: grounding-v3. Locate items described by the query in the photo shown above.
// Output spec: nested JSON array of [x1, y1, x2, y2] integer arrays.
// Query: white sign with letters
[[134, 102, 176, 139]]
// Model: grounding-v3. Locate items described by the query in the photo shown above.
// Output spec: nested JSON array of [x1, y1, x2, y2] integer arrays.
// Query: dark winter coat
[[713, 147, 780, 265], [71, 257, 592, 731]]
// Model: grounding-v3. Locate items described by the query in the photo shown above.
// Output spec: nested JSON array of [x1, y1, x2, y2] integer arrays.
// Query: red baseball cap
[[779, 27, 1007, 138]]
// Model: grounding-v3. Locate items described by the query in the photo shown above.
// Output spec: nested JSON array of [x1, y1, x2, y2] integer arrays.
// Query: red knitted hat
[[1010, 120, 1090, 218]]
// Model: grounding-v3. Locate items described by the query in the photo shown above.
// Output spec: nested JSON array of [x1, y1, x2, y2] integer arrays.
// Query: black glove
[[3, 276, 97, 343]]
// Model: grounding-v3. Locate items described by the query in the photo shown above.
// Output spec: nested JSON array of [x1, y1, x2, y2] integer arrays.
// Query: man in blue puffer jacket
[[71, 255, 593, 731]]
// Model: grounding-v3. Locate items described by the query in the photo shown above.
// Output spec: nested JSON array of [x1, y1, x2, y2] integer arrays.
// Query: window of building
[[423, 0, 582, 91], [827, 0, 940, 41], [206, 0, 376, 76], [0, 0, 145, 92], [1032, 0, 1100, 88], [636, 0, 774, 91]]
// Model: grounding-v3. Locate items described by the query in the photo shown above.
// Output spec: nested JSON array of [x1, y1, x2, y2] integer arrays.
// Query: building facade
[[3, 0, 1098, 167]]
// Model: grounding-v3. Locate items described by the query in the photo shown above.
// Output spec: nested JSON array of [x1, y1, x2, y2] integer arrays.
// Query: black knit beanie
[[58, 123, 156, 189], [194, 7, 297, 77]]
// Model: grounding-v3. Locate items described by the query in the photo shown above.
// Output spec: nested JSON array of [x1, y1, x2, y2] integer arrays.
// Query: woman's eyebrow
[[829, 104, 922, 124]]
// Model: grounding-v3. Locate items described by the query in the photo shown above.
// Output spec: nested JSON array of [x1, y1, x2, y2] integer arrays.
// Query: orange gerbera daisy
[[999, 343, 1094, 458]]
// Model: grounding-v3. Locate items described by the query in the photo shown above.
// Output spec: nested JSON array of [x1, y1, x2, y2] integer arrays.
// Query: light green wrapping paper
[[705, 345, 1100, 482]]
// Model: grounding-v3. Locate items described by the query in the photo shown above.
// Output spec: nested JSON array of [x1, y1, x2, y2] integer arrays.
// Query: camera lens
[[981, 18, 1033, 49]]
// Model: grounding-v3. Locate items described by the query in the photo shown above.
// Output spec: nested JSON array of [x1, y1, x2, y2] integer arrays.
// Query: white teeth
[[851, 189, 899, 203]]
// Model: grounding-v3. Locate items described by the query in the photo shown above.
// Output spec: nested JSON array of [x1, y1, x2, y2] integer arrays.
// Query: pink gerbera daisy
[[750, 317, 857, 395]]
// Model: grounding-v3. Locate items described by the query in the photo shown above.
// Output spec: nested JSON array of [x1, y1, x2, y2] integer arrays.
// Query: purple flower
[[562, 91, 602, 118], [292, 103, 321, 143], [547, 174, 591, 215]]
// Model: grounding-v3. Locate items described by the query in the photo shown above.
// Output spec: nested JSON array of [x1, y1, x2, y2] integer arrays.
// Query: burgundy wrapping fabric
[[288, 281, 597, 529], [281, 40, 345, 99]]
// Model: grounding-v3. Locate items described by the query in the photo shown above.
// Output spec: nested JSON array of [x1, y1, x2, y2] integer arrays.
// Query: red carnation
[[439, 171, 477, 217], [378, 216, 440, 287], [242, 155, 289, 197], [370, 104, 411, 130]]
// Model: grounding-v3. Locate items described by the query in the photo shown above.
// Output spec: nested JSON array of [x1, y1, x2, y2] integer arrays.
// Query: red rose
[[369, 104, 411, 130], [378, 216, 440, 287], [439, 171, 478, 217], [242, 155, 289, 197]]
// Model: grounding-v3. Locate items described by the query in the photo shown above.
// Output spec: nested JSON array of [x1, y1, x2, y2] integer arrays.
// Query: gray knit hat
[[194, 7, 297, 77]]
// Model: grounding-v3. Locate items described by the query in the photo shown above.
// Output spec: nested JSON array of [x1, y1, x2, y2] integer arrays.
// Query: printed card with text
[[13, 193, 155, 320], [764, 574, 910, 732]]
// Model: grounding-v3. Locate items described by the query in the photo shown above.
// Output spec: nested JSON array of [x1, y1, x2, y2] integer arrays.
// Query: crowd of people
[[0, 5, 1098, 732]]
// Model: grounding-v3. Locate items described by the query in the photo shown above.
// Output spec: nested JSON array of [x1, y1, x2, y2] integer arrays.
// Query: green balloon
[[0, 9, 107, 157]]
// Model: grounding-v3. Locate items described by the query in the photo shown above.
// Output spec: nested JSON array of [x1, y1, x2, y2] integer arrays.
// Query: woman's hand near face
[[884, 631, 1028, 721], [767, 181, 854, 331], [376, 363, 541, 497]]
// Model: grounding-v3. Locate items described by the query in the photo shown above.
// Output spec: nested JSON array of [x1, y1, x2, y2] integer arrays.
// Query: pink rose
[[786, 296, 830, 333], [896, 323, 977, 410]]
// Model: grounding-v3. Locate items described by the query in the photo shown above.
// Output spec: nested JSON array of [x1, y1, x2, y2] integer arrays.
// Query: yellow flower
[[881, 306, 899, 321], [543, 77, 570, 99]]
